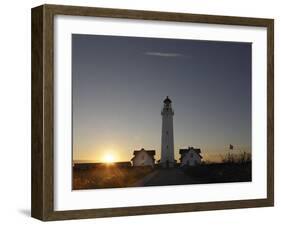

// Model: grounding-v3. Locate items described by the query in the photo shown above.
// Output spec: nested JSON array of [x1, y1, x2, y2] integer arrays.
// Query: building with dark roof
[[131, 148, 156, 167], [179, 147, 202, 167]]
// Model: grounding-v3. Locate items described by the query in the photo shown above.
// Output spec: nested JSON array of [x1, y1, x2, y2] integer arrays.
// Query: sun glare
[[104, 154, 115, 163]]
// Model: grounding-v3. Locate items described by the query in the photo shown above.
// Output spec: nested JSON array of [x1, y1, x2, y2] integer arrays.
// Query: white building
[[131, 148, 156, 167], [179, 147, 202, 167], [160, 96, 176, 168]]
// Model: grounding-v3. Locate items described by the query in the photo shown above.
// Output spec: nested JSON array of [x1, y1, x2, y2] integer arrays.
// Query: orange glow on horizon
[[103, 153, 115, 163]]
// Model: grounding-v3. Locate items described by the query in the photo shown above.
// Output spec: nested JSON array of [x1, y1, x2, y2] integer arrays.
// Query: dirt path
[[133, 168, 197, 187], [130, 170, 160, 187]]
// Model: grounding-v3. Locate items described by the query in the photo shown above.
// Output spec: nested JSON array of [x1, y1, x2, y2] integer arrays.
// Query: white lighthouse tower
[[160, 96, 175, 168]]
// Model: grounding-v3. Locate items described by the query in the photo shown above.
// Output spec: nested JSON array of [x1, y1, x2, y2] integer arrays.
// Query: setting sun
[[103, 154, 115, 163]]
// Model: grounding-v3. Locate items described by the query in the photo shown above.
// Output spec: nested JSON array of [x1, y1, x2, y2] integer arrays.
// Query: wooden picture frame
[[31, 4, 274, 221]]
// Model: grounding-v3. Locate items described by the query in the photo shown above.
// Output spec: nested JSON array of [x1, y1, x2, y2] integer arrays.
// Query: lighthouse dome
[[164, 96, 172, 104]]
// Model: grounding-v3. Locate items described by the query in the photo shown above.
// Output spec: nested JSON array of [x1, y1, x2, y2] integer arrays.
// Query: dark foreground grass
[[73, 162, 252, 190], [73, 165, 153, 190], [183, 162, 252, 184]]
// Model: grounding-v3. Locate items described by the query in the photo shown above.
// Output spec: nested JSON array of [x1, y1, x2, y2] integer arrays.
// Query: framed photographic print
[[31, 4, 274, 221]]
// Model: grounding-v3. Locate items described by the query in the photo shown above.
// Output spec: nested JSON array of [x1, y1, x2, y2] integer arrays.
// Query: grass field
[[183, 162, 252, 184], [73, 155, 252, 190], [73, 165, 153, 190]]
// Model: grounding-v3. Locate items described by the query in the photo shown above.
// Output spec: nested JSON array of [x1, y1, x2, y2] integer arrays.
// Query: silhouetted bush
[[220, 151, 251, 164]]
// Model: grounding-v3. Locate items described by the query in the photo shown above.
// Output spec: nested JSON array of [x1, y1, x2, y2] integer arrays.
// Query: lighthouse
[[160, 96, 175, 168]]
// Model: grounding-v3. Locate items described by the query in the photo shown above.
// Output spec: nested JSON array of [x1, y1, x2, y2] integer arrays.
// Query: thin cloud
[[145, 51, 184, 58]]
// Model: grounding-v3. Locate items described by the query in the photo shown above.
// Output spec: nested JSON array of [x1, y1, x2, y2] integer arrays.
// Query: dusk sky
[[72, 34, 252, 163]]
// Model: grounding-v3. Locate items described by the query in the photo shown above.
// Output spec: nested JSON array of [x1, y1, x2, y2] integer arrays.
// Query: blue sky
[[72, 34, 252, 162]]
